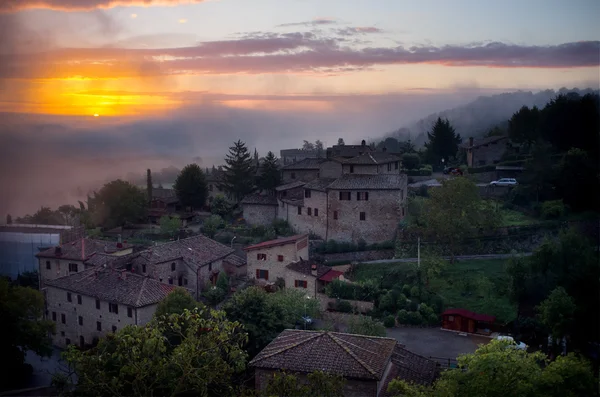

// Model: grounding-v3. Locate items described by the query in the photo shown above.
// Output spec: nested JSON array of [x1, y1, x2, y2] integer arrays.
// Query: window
[[208, 263, 212, 271], [95, 299, 100, 310], [297, 206, 302, 215], [307, 207, 312, 216], [448, 316, 454, 321], [357, 192, 369, 201], [257, 253, 267, 261], [277, 255, 284, 262], [46, 261, 51, 270], [109, 303, 119, 314], [402, 207, 405, 217], [171, 262, 176, 271], [80, 336, 85, 347], [77, 295, 82, 305], [291, 172, 296, 179], [128, 307, 133, 318], [184, 278, 188, 286], [256, 269, 269, 280], [142, 264, 146, 273], [178, 276, 183, 286], [67, 292, 72, 302], [395, 161, 399, 170], [294, 280, 308, 288], [112, 325, 117, 333], [333, 211, 338, 220], [65, 338, 71, 346], [78, 316, 83, 326], [304, 189, 311, 198], [97, 321, 102, 331], [61, 314, 66, 324], [69, 263, 78, 272], [349, 165, 354, 173], [387, 163, 392, 171], [209, 184, 213, 192], [60, 331, 65, 337], [360, 212, 366, 221], [169, 278, 173, 284], [314, 208, 319, 216], [52, 312, 56, 321], [339, 192, 351, 200]]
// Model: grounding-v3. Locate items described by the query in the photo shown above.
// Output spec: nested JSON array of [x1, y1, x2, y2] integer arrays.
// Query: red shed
[[442, 309, 496, 334]]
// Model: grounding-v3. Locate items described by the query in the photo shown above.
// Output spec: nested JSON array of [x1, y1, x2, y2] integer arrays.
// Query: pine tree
[[221, 140, 256, 202], [337, 138, 345, 146], [146, 169, 153, 204], [174, 164, 208, 210], [258, 151, 281, 192], [424, 117, 462, 164], [6, 214, 12, 224]]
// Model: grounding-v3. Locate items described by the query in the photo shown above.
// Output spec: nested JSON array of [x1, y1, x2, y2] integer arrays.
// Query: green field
[[349, 258, 517, 323]]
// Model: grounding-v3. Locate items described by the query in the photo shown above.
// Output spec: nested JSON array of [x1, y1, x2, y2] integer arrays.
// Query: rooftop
[[275, 181, 306, 191], [281, 157, 324, 170], [223, 254, 247, 268], [460, 135, 509, 149], [244, 234, 308, 252], [380, 346, 439, 393], [250, 329, 397, 380], [240, 194, 278, 206], [328, 174, 407, 190], [36, 238, 133, 260], [303, 178, 336, 192], [286, 260, 332, 278], [442, 308, 496, 323], [45, 267, 177, 307], [341, 152, 401, 165]]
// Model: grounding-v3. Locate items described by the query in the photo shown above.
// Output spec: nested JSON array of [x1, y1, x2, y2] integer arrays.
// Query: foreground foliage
[[260, 370, 345, 397]]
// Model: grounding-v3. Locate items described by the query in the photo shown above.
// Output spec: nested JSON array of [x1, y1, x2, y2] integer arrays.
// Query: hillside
[[389, 88, 598, 147]]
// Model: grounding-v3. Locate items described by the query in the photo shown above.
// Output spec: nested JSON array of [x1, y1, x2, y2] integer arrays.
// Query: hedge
[[405, 169, 433, 176], [467, 164, 496, 173]]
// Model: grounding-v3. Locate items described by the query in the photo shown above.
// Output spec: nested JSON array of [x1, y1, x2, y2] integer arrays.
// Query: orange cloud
[[0, 0, 206, 12]]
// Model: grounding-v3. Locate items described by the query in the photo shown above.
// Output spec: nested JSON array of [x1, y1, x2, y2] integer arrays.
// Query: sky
[[0, 0, 599, 217]]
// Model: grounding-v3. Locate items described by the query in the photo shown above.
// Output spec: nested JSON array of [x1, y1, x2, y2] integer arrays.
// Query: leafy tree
[[315, 140, 324, 158], [508, 105, 540, 146], [302, 140, 315, 150], [537, 353, 597, 397], [57, 204, 79, 226], [420, 178, 500, 261], [262, 370, 345, 397], [222, 140, 256, 202], [416, 252, 446, 288], [337, 138, 345, 146], [210, 195, 231, 218], [485, 125, 506, 138], [203, 286, 226, 306], [15, 271, 39, 290], [159, 215, 180, 236], [0, 279, 54, 390], [402, 153, 420, 170], [401, 139, 416, 154], [174, 163, 208, 210], [536, 287, 576, 340], [505, 255, 530, 317], [94, 180, 147, 228], [257, 151, 281, 192], [63, 308, 248, 397], [147, 168, 152, 204], [154, 288, 199, 318], [6, 213, 12, 224], [202, 214, 224, 238], [555, 148, 599, 212], [424, 117, 461, 164], [387, 379, 430, 397], [30, 206, 62, 225], [521, 141, 556, 203], [347, 316, 386, 337], [216, 271, 229, 292]]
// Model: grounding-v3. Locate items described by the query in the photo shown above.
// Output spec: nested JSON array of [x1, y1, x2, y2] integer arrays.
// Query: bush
[[407, 300, 418, 312], [467, 164, 496, 174], [405, 168, 433, 177], [383, 315, 396, 328], [397, 309, 410, 324], [416, 184, 429, 197], [325, 239, 339, 253], [407, 311, 423, 325], [378, 291, 397, 313], [427, 313, 439, 326], [401, 284, 412, 297], [396, 293, 408, 308], [418, 303, 434, 318], [202, 286, 226, 306], [540, 200, 566, 219], [409, 285, 419, 298], [272, 219, 295, 236], [402, 153, 421, 170], [336, 300, 353, 313], [357, 238, 367, 251]]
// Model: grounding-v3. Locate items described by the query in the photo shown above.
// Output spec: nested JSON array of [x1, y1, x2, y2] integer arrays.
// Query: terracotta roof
[[281, 158, 324, 170], [286, 261, 332, 278], [244, 234, 308, 251], [389, 345, 438, 386], [319, 269, 344, 282], [303, 178, 336, 192], [442, 309, 496, 323], [341, 152, 401, 165], [327, 174, 407, 190], [223, 254, 247, 268], [84, 253, 119, 267], [459, 135, 508, 149], [36, 238, 133, 260], [45, 267, 177, 307], [250, 330, 397, 380], [241, 194, 278, 206], [275, 181, 306, 191]]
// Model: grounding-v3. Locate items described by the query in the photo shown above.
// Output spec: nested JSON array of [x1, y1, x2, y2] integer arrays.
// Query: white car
[[489, 178, 518, 187], [496, 335, 527, 350]]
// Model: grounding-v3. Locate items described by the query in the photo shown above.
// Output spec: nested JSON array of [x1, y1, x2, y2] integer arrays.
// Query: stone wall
[[243, 204, 277, 226], [282, 169, 319, 183], [472, 139, 508, 166], [319, 160, 343, 178], [342, 164, 378, 174], [318, 295, 375, 313], [246, 238, 309, 282], [284, 269, 318, 297], [39, 258, 85, 287]]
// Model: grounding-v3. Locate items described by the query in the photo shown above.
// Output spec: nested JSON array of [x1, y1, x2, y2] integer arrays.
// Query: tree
[[485, 125, 506, 138], [94, 180, 147, 228], [401, 153, 420, 170], [57, 204, 79, 226], [174, 163, 208, 210], [555, 148, 599, 212], [302, 140, 315, 151], [63, 308, 248, 397], [347, 316, 386, 337], [257, 151, 281, 192], [337, 138, 345, 146], [30, 206, 61, 225], [536, 287, 576, 340], [202, 214, 224, 238], [424, 118, 461, 164], [147, 169, 153, 204], [522, 141, 556, 203], [210, 195, 231, 218], [6, 214, 12, 224], [505, 255, 530, 317], [315, 140, 324, 158], [0, 279, 54, 390], [159, 215, 180, 236], [420, 178, 500, 262], [508, 106, 540, 146], [537, 353, 597, 397], [154, 288, 199, 318], [216, 271, 229, 292], [261, 370, 345, 397], [222, 140, 256, 202]]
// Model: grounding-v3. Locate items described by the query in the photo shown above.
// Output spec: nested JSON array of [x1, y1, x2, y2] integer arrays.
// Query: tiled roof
[[303, 178, 336, 192], [281, 158, 324, 170], [459, 135, 508, 149], [244, 234, 308, 251], [36, 238, 133, 260], [223, 254, 247, 268], [280, 198, 304, 206], [380, 346, 438, 392], [84, 253, 119, 267], [250, 330, 397, 380], [341, 152, 401, 165], [319, 269, 344, 282], [45, 267, 177, 307], [241, 194, 278, 206], [327, 174, 407, 190], [286, 261, 332, 278], [275, 181, 306, 191], [442, 309, 496, 323], [132, 235, 234, 269]]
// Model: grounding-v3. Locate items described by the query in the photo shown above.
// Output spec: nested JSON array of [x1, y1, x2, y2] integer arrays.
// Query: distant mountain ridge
[[389, 88, 599, 147]]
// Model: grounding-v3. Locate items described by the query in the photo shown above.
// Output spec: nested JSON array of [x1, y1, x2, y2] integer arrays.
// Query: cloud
[[178, 18, 187, 24], [0, 0, 207, 12], [335, 26, 385, 36], [277, 17, 337, 28]]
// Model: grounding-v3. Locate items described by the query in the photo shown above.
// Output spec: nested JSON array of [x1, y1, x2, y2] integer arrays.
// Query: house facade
[[44, 267, 177, 348], [281, 158, 324, 183], [240, 194, 278, 226], [244, 235, 309, 284], [461, 136, 509, 167]]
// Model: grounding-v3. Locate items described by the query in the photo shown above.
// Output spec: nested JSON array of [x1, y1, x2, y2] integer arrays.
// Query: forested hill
[[389, 88, 598, 147]]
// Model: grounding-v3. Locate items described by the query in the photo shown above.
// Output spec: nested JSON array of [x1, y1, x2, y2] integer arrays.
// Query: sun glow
[[93, 113, 99, 117]]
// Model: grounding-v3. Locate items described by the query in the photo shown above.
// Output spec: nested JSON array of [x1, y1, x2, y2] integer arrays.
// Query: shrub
[[202, 286, 226, 306], [396, 293, 408, 308], [407, 300, 418, 312], [272, 219, 295, 236], [427, 313, 439, 326], [357, 238, 367, 251], [378, 291, 397, 313], [401, 284, 412, 297], [467, 164, 496, 174], [325, 239, 339, 253], [416, 184, 429, 197], [383, 315, 396, 328], [407, 311, 423, 325], [336, 300, 353, 313], [402, 153, 421, 170], [540, 200, 566, 219], [418, 303, 434, 318], [409, 285, 420, 298], [397, 309, 410, 324]]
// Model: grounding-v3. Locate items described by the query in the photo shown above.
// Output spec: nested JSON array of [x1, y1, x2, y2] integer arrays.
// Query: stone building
[[36, 238, 134, 288], [339, 152, 402, 175], [250, 330, 438, 397], [280, 148, 318, 165], [284, 260, 343, 298], [44, 266, 177, 348], [244, 234, 309, 284], [460, 136, 509, 167], [240, 194, 278, 226], [325, 140, 374, 159], [281, 158, 324, 183]]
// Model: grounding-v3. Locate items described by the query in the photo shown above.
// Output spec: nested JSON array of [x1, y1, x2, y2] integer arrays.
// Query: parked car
[[489, 178, 518, 187], [443, 167, 463, 176], [496, 335, 527, 350]]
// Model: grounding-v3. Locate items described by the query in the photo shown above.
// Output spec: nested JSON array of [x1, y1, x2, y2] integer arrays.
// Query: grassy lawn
[[499, 208, 539, 226]]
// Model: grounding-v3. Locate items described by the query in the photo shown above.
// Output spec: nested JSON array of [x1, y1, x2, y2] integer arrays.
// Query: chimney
[[311, 263, 318, 277], [469, 137, 474, 147], [121, 269, 127, 280], [55, 246, 62, 257], [118, 234, 122, 244], [361, 139, 366, 147]]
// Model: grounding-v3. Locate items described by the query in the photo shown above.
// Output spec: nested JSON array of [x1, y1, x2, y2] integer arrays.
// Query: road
[[361, 252, 532, 264]]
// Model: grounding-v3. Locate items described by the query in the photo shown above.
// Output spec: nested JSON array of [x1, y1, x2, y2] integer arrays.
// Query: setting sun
[[93, 114, 99, 117]]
